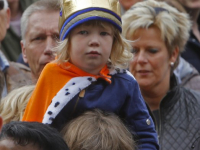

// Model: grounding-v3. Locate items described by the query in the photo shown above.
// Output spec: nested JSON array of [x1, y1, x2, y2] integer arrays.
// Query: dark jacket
[[0, 50, 32, 97], [174, 57, 200, 93], [181, 30, 200, 73], [5, 62, 32, 93], [154, 75, 200, 150]]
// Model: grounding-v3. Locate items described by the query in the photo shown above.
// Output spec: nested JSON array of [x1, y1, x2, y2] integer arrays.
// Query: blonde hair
[[54, 20, 133, 69], [0, 85, 35, 124], [61, 109, 136, 150], [122, 0, 191, 69]]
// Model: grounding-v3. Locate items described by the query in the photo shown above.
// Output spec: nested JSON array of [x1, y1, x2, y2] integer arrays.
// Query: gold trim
[[59, 0, 121, 31]]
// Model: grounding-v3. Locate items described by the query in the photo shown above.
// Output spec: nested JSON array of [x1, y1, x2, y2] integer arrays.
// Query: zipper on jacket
[[71, 89, 85, 115]]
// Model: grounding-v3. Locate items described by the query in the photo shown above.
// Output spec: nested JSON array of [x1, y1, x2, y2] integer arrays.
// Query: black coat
[[181, 31, 200, 73], [153, 75, 200, 150]]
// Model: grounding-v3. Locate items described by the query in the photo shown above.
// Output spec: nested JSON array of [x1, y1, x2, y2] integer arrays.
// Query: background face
[[129, 27, 174, 91], [0, 8, 9, 42], [119, 0, 142, 10], [22, 10, 59, 80]]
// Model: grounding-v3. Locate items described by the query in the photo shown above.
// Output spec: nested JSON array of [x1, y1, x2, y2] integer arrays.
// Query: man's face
[[0, 1, 10, 42], [21, 10, 59, 82]]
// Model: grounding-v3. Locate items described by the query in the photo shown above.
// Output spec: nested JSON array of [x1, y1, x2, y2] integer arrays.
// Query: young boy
[[23, 0, 159, 149]]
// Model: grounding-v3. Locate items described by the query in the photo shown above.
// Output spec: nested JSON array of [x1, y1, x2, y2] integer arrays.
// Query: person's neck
[[31, 74, 37, 84], [141, 77, 170, 111], [9, 2, 22, 19], [186, 8, 200, 42]]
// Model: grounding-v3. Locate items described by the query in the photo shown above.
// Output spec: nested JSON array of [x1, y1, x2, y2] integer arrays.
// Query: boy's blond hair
[[0, 85, 35, 124], [54, 20, 132, 69], [61, 109, 136, 150]]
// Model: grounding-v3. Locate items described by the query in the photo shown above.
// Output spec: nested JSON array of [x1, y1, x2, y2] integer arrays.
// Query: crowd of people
[[0, 0, 200, 149]]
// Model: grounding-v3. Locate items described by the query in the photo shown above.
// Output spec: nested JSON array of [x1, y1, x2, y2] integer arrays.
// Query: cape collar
[[42, 62, 130, 124]]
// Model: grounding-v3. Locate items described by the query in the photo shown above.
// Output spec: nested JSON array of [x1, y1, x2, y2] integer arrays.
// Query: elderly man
[[0, 0, 32, 98], [20, 0, 60, 83]]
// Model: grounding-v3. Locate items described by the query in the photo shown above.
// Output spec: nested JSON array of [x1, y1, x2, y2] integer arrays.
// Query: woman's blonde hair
[[61, 109, 136, 150], [122, 0, 191, 69], [0, 85, 35, 124], [54, 20, 133, 69]]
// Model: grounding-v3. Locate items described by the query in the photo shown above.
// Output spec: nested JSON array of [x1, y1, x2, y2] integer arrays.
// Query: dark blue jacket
[[51, 73, 159, 150]]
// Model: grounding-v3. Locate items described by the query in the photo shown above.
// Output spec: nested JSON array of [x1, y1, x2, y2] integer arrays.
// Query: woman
[[122, 0, 200, 150]]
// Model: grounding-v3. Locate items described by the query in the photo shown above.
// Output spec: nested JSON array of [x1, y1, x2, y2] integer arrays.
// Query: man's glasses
[[0, 0, 4, 11]]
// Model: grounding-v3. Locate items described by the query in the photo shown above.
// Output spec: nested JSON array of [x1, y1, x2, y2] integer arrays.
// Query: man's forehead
[[29, 10, 59, 22], [26, 10, 59, 35]]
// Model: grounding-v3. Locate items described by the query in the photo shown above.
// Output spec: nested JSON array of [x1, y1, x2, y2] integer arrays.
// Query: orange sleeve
[[22, 63, 69, 122]]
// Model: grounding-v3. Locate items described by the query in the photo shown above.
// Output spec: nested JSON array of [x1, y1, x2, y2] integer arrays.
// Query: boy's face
[[69, 23, 114, 75]]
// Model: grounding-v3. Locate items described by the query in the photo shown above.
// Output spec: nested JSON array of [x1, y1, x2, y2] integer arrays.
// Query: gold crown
[[59, 0, 121, 40]]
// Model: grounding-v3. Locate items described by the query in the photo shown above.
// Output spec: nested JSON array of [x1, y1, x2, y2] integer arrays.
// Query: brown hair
[[61, 109, 136, 150]]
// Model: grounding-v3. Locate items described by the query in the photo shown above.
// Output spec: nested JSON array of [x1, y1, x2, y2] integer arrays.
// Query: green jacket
[[1, 0, 38, 61]]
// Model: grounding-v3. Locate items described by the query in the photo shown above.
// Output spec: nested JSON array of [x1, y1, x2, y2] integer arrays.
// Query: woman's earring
[[170, 62, 174, 67]]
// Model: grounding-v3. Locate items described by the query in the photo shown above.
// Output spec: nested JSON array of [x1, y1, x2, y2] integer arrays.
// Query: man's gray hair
[[21, 0, 60, 40]]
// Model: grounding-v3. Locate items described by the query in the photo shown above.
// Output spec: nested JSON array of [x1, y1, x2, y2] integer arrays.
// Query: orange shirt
[[22, 62, 110, 122]]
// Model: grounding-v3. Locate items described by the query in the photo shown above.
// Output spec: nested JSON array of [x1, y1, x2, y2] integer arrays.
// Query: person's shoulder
[[9, 62, 30, 72], [180, 86, 200, 103], [41, 62, 67, 78], [112, 70, 136, 82], [43, 62, 60, 71], [6, 62, 32, 92], [111, 70, 139, 88]]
